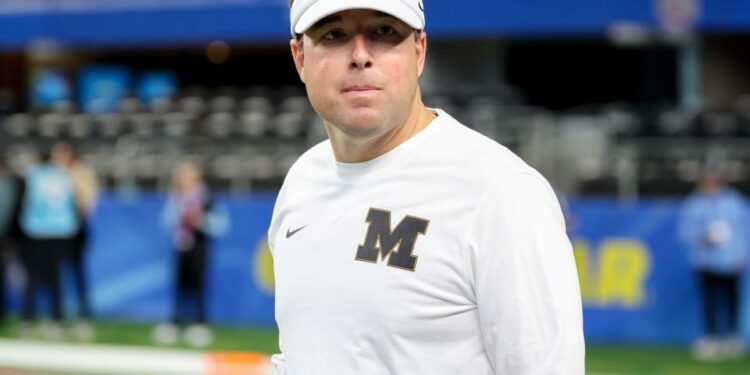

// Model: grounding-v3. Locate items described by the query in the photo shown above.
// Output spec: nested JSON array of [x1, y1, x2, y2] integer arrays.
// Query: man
[[268, 1, 585, 374], [678, 164, 749, 360]]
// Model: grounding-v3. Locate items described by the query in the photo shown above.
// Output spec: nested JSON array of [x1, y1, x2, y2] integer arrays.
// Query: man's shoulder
[[428, 110, 535, 182]]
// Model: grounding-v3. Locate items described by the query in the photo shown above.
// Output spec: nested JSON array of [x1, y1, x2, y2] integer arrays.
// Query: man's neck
[[326, 101, 437, 163]]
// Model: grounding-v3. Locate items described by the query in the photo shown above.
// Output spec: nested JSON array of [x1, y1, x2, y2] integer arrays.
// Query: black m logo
[[355, 208, 429, 272]]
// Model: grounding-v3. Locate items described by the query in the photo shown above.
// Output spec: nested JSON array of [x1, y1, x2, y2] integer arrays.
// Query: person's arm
[[198, 198, 230, 237], [677, 198, 703, 248], [467, 172, 585, 374]]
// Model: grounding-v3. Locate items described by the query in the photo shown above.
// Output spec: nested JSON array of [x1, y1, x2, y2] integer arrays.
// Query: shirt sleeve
[[677, 198, 703, 248], [200, 200, 231, 237], [268, 173, 292, 254], [467, 172, 585, 374]]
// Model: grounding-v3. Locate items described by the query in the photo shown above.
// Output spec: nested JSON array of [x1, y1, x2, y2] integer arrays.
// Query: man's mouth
[[342, 85, 380, 93]]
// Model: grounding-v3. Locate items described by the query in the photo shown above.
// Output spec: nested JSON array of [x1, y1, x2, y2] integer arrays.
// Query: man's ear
[[290, 38, 306, 83], [416, 31, 427, 78]]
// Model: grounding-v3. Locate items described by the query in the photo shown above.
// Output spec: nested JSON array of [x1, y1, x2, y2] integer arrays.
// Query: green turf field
[[0, 317, 280, 354], [2, 318, 750, 374], [588, 345, 750, 375]]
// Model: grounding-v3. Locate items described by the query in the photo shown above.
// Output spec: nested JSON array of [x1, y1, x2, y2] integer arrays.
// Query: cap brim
[[294, 0, 423, 35]]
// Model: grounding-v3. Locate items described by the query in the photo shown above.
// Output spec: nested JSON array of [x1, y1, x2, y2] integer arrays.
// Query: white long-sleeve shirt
[[268, 109, 584, 374]]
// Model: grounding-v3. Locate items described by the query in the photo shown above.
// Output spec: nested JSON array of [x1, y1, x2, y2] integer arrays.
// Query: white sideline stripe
[[0, 340, 613, 375], [0, 339, 270, 375]]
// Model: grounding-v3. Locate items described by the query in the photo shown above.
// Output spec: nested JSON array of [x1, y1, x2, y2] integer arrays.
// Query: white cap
[[290, 0, 425, 36]]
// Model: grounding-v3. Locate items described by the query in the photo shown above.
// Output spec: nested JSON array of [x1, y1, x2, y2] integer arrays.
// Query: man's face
[[290, 9, 427, 138]]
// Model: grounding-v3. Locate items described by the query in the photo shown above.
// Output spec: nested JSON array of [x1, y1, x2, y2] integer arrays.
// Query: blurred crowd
[[0, 139, 96, 341], [0, 140, 228, 348]]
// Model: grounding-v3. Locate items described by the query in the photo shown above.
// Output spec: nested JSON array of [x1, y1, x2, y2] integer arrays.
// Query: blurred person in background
[[268, 0, 585, 374], [0, 156, 23, 327], [678, 162, 750, 361], [154, 161, 228, 348], [51, 140, 99, 341], [19, 147, 80, 340]]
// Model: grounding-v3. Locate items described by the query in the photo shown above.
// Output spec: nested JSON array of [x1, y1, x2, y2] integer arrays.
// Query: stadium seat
[[279, 96, 311, 115], [161, 111, 194, 137], [69, 113, 95, 139], [241, 96, 274, 116], [3, 113, 34, 138], [8, 145, 41, 175], [204, 112, 235, 138], [37, 113, 68, 138], [96, 113, 127, 138], [273, 112, 306, 138], [157, 98, 177, 114], [179, 96, 208, 117], [239, 112, 271, 138], [210, 95, 238, 114], [207, 153, 245, 190], [130, 112, 158, 137], [246, 154, 276, 180]]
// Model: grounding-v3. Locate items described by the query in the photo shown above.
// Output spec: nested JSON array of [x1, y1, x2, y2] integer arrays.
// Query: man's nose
[[350, 34, 373, 70]]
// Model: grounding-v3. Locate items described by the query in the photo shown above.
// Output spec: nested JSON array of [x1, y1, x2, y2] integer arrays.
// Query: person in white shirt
[[268, 1, 585, 373]]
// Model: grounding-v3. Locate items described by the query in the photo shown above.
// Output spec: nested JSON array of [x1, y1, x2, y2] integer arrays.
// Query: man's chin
[[332, 112, 389, 136]]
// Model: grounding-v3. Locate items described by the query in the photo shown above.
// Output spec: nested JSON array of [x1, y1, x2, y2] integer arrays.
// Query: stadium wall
[[3, 0, 750, 50]]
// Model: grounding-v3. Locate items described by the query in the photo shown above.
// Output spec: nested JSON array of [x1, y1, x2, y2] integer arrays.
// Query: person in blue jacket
[[19, 152, 80, 340], [678, 163, 750, 360]]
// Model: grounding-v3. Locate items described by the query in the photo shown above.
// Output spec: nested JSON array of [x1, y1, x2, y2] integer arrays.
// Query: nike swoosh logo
[[286, 226, 306, 238]]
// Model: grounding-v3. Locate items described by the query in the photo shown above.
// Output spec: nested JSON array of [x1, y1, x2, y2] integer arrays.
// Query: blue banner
[[569, 198, 750, 345], [4, 194, 750, 344]]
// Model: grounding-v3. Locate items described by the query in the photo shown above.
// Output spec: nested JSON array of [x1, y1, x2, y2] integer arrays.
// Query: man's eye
[[375, 26, 396, 36], [322, 30, 345, 40]]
